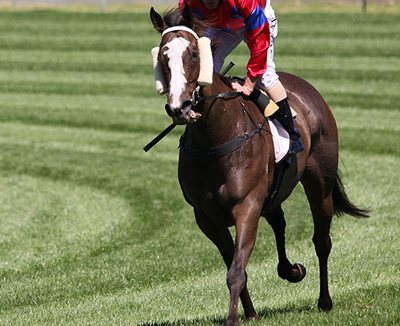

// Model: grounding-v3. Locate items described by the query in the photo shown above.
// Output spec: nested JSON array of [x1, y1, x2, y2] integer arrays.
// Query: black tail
[[332, 172, 370, 218]]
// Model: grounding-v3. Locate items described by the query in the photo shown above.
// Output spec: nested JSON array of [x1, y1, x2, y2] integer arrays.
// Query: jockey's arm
[[232, 1, 270, 95]]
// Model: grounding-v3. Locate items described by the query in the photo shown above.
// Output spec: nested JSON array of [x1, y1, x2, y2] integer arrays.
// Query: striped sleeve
[[237, 0, 270, 78]]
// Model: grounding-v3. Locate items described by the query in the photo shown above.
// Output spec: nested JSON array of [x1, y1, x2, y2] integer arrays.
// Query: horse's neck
[[186, 76, 245, 150]]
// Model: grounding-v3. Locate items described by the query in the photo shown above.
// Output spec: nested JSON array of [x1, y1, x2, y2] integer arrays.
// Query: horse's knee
[[267, 217, 286, 234], [266, 208, 285, 228], [227, 267, 246, 292]]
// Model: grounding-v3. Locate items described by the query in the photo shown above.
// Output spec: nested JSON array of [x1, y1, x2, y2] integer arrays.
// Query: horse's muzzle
[[165, 101, 201, 124]]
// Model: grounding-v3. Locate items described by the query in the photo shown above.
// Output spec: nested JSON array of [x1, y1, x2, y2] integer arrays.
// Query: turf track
[[0, 7, 399, 325]]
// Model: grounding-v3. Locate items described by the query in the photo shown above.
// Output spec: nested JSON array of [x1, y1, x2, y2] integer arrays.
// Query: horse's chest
[[178, 159, 221, 201], [178, 158, 251, 211], [179, 170, 236, 226]]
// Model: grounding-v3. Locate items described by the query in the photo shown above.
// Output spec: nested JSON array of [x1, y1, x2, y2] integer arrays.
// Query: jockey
[[179, 0, 303, 153]]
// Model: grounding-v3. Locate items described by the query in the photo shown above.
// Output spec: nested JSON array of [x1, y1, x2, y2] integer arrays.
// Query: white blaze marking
[[162, 37, 190, 109]]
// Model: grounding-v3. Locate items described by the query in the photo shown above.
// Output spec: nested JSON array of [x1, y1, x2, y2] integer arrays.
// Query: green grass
[[0, 5, 399, 325]]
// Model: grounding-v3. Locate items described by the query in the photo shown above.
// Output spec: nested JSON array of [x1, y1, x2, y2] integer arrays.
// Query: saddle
[[230, 77, 295, 163]]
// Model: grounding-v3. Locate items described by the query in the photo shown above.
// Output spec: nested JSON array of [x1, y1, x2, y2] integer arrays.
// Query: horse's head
[[150, 6, 213, 124]]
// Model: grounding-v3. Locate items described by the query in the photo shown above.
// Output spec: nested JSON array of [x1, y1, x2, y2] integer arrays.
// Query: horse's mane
[[161, 7, 222, 58], [162, 7, 209, 38]]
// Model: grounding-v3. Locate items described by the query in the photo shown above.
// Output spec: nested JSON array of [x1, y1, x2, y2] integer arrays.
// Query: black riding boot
[[272, 98, 304, 154]]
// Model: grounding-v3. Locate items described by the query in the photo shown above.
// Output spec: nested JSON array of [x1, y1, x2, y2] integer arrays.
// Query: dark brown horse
[[150, 6, 368, 325]]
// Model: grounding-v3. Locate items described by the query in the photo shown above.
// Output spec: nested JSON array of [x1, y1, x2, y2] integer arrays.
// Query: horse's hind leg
[[265, 207, 306, 283], [301, 172, 334, 311], [194, 208, 258, 321]]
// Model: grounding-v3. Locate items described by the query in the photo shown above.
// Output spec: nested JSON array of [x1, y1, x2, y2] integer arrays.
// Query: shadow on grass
[[257, 301, 315, 319], [138, 302, 315, 325]]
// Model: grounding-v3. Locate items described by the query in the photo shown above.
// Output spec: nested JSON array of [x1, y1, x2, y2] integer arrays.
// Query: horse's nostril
[[165, 103, 185, 117], [165, 104, 175, 117], [181, 100, 192, 110], [165, 101, 195, 123]]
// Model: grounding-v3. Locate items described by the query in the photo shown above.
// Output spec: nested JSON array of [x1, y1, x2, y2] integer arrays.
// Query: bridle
[[145, 25, 265, 152], [153, 26, 242, 115], [162, 27, 243, 111], [161, 25, 199, 39]]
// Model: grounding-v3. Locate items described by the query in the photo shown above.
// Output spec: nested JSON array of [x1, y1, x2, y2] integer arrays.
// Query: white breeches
[[206, 3, 280, 90]]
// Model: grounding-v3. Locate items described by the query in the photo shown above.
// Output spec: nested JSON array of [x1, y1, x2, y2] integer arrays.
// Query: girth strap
[[208, 124, 263, 157], [180, 123, 265, 158]]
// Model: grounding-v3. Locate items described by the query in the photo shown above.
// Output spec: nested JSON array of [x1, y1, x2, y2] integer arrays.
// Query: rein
[[192, 86, 241, 106], [143, 89, 243, 152], [144, 87, 266, 154]]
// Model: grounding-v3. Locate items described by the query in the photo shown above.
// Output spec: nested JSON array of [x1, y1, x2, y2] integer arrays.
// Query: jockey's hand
[[231, 76, 258, 96]]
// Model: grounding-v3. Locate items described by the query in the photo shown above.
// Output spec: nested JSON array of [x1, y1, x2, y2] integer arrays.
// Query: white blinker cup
[[151, 47, 167, 95], [197, 37, 213, 86]]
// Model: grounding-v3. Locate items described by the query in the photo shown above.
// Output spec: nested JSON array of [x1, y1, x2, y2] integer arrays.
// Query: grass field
[[0, 5, 399, 326]]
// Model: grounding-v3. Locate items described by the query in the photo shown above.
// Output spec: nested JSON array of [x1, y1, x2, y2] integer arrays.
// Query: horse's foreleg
[[226, 200, 261, 326], [265, 207, 306, 283], [194, 208, 258, 321]]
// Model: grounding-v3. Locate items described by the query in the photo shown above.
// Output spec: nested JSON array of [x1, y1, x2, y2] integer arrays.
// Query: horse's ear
[[181, 1, 193, 28], [150, 7, 165, 33]]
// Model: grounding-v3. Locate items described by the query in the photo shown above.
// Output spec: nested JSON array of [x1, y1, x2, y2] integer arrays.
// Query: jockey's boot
[[272, 98, 304, 154]]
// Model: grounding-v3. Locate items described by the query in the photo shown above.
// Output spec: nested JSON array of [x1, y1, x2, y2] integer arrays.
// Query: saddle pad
[[268, 119, 290, 163]]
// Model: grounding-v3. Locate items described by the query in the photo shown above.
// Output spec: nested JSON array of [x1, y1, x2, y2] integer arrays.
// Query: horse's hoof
[[246, 313, 259, 321], [318, 297, 333, 312], [225, 319, 239, 326], [278, 263, 306, 283]]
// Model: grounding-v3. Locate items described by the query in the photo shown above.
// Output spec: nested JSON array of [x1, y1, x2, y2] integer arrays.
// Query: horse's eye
[[191, 51, 199, 62], [159, 54, 168, 66]]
